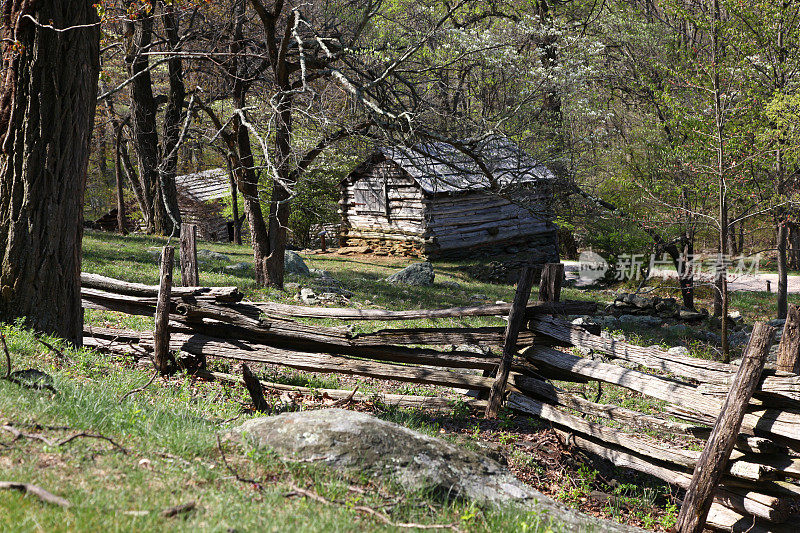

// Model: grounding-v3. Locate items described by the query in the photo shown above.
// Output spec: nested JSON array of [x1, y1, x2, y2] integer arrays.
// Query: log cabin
[[339, 137, 559, 259], [175, 168, 242, 242]]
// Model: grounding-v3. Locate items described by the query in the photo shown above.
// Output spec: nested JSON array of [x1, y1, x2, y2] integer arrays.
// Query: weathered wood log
[[513, 374, 708, 436], [251, 299, 597, 321], [241, 363, 270, 413], [194, 369, 488, 412], [520, 346, 800, 443], [777, 304, 800, 374], [676, 323, 774, 533], [508, 393, 777, 483], [180, 223, 199, 287], [352, 326, 534, 347], [487, 266, 536, 419], [538, 263, 564, 303], [553, 428, 790, 524], [530, 315, 800, 403], [153, 247, 175, 375], [81, 273, 241, 301], [153, 333, 506, 391], [528, 315, 735, 383]]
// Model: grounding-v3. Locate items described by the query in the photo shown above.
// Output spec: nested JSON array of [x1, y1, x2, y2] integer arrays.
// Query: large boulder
[[386, 261, 434, 286], [230, 409, 637, 532], [284, 250, 311, 276]]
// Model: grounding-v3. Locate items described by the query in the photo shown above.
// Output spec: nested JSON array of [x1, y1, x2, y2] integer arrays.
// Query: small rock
[[385, 261, 435, 286], [619, 315, 662, 328], [440, 280, 461, 289], [284, 250, 310, 276], [769, 319, 787, 328], [300, 288, 318, 305], [198, 249, 231, 262], [455, 344, 492, 355], [667, 346, 690, 356], [668, 324, 690, 337], [679, 308, 706, 321], [224, 262, 251, 273], [470, 294, 489, 301], [284, 282, 300, 292]]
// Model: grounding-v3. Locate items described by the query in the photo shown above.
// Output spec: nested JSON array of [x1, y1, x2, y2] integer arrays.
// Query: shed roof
[[175, 168, 230, 203], [374, 137, 554, 194]]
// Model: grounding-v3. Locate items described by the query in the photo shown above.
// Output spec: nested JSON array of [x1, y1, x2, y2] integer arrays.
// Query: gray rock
[[455, 344, 492, 355], [667, 346, 690, 356], [284, 282, 300, 292], [285, 250, 311, 276], [619, 314, 662, 328], [224, 262, 251, 273], [299, 287, 318, 305], [769, 318, 786, 327], [729, 331, 750, 347], [229, 409, 639, 532], [440, 280, 461, 289], [198, 249, 231, 262], [668, 324, 690, 337], [679, 308, 706, 321], [385, 261, 435, 286]]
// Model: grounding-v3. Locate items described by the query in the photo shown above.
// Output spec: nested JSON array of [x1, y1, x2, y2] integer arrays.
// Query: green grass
[[0, 323, 565, 533]]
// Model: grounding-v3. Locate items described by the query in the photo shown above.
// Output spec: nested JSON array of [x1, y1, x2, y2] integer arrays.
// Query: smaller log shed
[[175, 168, 243, 242], [339, 138, 560, 260]]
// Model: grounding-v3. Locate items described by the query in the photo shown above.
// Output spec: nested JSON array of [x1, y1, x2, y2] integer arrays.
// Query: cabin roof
[[352, 137, 554, 195], [175, 168, 230, 203]]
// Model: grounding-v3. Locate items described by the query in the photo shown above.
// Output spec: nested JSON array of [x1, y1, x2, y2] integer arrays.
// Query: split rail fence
[[81, 244, 800, 532]]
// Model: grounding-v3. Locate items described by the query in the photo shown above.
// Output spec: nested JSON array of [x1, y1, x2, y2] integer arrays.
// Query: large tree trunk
[[264, 93, 293, 289], [124, 7, 163, 234], [0, 1, 100, 345], [156, 1, 184, 236]]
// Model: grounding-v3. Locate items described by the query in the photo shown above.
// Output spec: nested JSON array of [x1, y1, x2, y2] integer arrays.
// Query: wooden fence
[[80, 251, 800, 532]]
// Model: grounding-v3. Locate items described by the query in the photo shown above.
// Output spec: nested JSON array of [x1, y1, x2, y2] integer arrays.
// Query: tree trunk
[[227, 160, 242, 245], [777, 219, 789, 319], [157, 1, 184, 237], [264, 92, 293, 289], [125, 7, 162, 234], [789, 221, 800, 270], [0, 1, 100, 345]]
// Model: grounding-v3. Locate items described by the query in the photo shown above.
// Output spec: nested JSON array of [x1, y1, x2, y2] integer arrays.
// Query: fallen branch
[[1, 424, 128, 453], [0, 481, 71, 507], [118, 370, 159, 404], [331, 386, 359, 407], [33, 337, 66, 359], [1, 332, 11, 379], [159, 501, 197, 518], [56, 432, 129, 454]]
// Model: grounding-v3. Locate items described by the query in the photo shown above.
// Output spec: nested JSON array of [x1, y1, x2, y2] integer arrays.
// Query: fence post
[[242, 363, 270, 413], [538, 263, 564, 303], [776, 304, 800, 374], [153, 246, 175, 374], [180, 223, 199, 287], [485, 265, 536, 419], [675, 322, 774, 533]]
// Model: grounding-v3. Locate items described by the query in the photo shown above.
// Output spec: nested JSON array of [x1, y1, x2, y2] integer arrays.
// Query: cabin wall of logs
[[339, 158, 560, 260], [81, 260, 800, 532]]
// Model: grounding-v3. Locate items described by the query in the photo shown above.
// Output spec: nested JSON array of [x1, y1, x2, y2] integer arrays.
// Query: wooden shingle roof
[[175, 168, 230, 203], [374, 137, 554, 194]]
